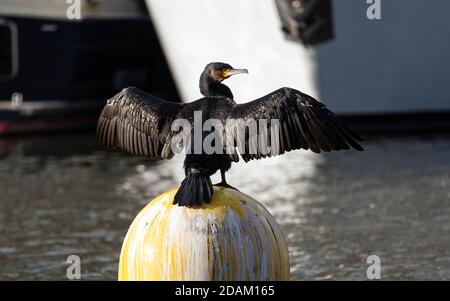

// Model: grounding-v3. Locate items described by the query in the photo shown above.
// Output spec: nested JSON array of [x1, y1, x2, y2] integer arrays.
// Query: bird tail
[[174, 173, 214, 207]]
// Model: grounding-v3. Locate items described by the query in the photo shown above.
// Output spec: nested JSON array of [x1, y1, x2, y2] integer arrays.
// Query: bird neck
[[199, 73, 234, 99]]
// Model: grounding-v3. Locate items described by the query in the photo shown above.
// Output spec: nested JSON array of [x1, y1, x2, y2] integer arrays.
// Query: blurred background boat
[[146, 0, 450, 133], [0, 0, 178, 135], [1, 0, 450, 135]]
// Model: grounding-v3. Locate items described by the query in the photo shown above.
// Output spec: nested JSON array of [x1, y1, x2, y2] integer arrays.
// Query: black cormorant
[[97, 62, 363, 206]]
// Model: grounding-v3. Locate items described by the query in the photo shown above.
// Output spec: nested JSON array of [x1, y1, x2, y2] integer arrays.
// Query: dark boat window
[[0, 21, 17, 80]]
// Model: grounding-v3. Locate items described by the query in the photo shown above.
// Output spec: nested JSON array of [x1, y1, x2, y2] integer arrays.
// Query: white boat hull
[[146, 0, 450, 114]]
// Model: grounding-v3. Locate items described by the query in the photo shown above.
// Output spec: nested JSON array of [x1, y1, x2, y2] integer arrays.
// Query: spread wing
[[228, 87, 363, 162], [96, 87, 184, 159]]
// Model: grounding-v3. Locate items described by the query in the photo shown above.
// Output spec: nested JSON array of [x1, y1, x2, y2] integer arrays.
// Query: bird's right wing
[[96, 87, 184, 159]]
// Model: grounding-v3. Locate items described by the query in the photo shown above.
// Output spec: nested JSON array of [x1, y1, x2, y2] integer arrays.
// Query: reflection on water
[[0, 133, 449, 280]]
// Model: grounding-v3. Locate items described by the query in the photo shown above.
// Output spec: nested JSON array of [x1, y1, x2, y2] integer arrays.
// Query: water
[[0, 132, 449, 280]]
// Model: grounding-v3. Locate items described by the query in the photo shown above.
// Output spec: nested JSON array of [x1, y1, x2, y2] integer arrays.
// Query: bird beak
[[223, 68, 248, 78]]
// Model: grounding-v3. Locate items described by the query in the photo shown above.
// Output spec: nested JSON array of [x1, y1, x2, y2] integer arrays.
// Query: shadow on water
[[0, 132, 449, 280]]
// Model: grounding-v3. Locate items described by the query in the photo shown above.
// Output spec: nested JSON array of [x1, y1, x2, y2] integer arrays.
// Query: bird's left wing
[[227, 87, 363, 162], [97, 87, 184, 159]]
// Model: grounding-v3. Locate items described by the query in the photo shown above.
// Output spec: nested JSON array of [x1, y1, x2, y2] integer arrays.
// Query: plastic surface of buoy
[[118, 186, 290, 281]]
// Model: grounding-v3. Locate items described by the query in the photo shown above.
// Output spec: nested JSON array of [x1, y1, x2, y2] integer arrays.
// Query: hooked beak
[[223, 68, 248, 78]]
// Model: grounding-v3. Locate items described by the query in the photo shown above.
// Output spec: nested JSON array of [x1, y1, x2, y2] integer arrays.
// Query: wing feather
[[229, 87, 363, 161], [96, 87, 183, 159]]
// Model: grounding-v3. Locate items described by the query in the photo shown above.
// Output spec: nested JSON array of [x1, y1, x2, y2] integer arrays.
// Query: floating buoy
[[118, 186, 290, 281]]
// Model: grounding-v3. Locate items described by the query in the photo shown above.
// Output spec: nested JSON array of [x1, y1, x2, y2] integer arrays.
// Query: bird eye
[[222, 70, 229, 78]]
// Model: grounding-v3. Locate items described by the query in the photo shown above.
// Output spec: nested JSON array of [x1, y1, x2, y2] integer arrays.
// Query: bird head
[[203, 62, 248, 82]]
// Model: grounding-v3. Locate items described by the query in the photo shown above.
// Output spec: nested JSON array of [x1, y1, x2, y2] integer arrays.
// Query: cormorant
[[97, 62, 363, 207]]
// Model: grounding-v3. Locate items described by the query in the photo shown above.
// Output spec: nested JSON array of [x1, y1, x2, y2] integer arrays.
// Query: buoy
[[118, 186, 290, 281]]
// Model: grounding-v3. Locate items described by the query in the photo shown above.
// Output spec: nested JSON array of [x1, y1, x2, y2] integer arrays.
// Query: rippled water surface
[[0, 133, 449, 280]]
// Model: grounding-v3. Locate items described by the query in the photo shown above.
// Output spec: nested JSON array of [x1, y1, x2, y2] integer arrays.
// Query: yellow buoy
[[118, 186, 290, 281]]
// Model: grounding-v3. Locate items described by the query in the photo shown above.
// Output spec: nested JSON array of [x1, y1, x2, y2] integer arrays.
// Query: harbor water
[[0, 132, 449, 280]]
